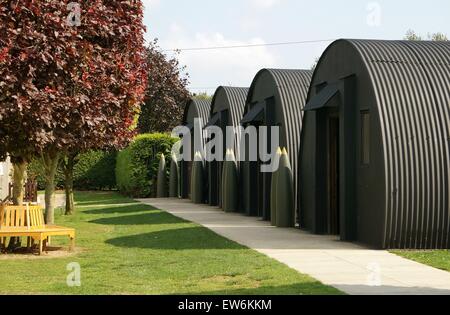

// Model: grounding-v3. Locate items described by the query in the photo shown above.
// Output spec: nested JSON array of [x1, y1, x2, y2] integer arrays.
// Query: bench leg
[[39, 240, 43, 256], [43, 238, 48, 253], [69, 237, 75, 252], [27, 237, 31, 249]]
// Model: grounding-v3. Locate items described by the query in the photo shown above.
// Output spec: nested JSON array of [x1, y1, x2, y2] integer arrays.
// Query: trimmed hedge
[[28, 150, 117, 190], [116, 133, 178, 198], [73, 151, 116, 190]]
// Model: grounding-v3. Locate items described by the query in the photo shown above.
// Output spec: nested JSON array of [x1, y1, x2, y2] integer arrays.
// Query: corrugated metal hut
[[180, 98, 211, 200], [241, 69, 312, 222], [206, 87, 249, 207], [299, 39, 450, 249]]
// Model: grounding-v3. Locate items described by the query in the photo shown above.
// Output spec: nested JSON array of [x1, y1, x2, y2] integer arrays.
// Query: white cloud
[[142, 0, 160, 19], [168, 22, 183, 34], [242, 0, 282, 31], [249, 0, 281, 9], [142, 0, 160, 9], [240, 16, 261, 32], [160, 29, 277, 92]]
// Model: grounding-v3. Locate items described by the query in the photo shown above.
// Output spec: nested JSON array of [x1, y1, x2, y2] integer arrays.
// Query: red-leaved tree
[[0, 0, 147, 223]]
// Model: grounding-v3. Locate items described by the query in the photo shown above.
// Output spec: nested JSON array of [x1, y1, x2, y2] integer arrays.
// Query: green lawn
[[0, 192, 341, 295], [393, 250, 450, 272]]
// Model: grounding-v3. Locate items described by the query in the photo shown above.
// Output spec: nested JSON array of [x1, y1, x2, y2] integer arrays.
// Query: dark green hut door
[[328, 116, 340, 235], [186, 161, 192, 199], [245, 124, 261, 217], [217, 111, 229, 208], [208, 160, 218, 206], [303, 78, 357, 240]]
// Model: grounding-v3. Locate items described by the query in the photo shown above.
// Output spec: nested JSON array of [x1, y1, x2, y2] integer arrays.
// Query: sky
[[142, 0, 449, 94]]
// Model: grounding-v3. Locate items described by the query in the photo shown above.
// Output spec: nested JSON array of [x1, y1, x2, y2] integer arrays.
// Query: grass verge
[[0, 191, 342, 295], [392, 250, 450, 272]]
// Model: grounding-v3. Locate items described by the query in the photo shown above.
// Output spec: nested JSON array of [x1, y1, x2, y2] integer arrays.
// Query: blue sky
[[143, 0, 449, 94]]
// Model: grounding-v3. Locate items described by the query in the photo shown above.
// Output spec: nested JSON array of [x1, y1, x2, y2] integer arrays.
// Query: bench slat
[[5, 208, 11, 227], [0, 206, 3, 226], [1, 205, 55, 230]]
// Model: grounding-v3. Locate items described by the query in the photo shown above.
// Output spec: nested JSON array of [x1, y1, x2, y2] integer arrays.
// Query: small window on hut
[[361, 111, 370, 166]]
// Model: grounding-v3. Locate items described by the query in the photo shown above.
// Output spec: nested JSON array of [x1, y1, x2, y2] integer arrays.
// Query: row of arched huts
[[172, 39, 450, 250]]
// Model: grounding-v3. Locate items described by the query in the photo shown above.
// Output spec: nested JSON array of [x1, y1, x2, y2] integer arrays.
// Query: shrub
[[73, 151, 117, 190], [116, 133, 178, 198], [28, 150, 117, 191]]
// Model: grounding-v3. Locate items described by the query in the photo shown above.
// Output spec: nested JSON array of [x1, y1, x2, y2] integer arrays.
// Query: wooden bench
[[0, 204, 75, 255]]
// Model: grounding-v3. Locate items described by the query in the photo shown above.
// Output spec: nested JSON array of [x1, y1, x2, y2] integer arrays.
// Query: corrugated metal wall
[[180, 98, 212, 199], [211, 87, 249, 161], [194, 99, 212, 129], [214, 87, 248, 127], [183, 98, 212, 151], [266, 69, 313, 218], [183, 98, 211, 128], [351, 39, 450, 248]]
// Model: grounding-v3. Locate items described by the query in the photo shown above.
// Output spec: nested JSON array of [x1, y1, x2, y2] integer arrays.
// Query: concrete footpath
[[139, 198, 450, 295]]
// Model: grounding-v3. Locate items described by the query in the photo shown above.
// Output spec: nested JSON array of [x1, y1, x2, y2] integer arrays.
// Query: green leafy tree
[[405, 29, 448, 41], [405, 29, 423, 41], [192, 92, 212, 101], [138, 40, 190, 134], [429, 32, 448, 41]]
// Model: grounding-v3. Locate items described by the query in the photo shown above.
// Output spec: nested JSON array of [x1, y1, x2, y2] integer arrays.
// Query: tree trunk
[[12, 161, 27, 205], [42, 151, 61, 225], [63, 154, 76, 215], [8, 160, 27, 249]]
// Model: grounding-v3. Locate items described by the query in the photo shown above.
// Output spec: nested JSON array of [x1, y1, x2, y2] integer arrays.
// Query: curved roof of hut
[[208, 87, 249, 161], [245, 69, 312, 156], [182, 98, 212, 128], [311, 39, 450, 248], [246, 69, 313, 112], [210, 86, 249, 129], [245, 69, 313, 209]]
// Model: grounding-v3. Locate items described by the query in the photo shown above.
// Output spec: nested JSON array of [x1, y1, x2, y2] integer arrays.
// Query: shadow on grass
[[186, 283, 342, 295], [90, 212, 182, 226], [77, 199, 139, 207], [187, 284, 450, 295], [106, 227, 242, 250], [84, 204, 156, 215]]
